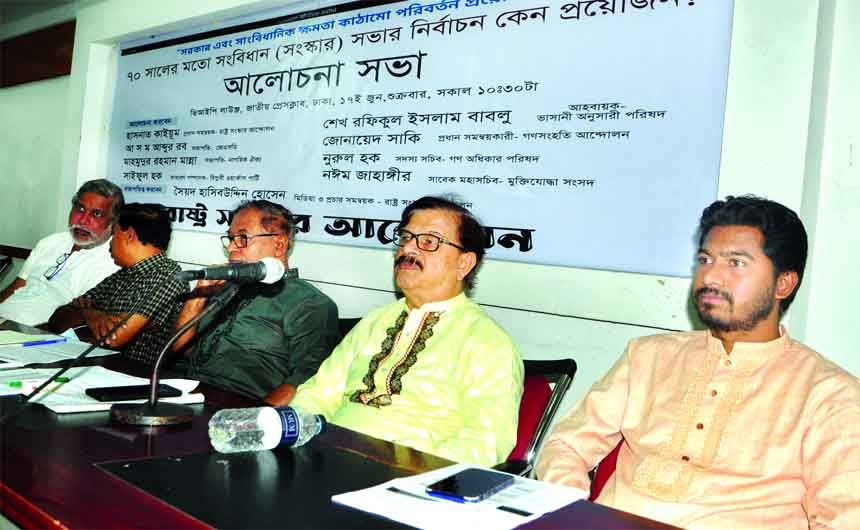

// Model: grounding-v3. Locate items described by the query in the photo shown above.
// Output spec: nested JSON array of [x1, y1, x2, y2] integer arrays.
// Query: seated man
[[291, 196, 524, 467], [0, 179, 124, 325], [173, 200, 339, 405], [536, 196, 860, 529], [48, 203, 188, 365]]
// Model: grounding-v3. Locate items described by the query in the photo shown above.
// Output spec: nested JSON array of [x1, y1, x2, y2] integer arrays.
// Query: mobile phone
[[85, 384, 182, 402], [425, 468, 514, 503]]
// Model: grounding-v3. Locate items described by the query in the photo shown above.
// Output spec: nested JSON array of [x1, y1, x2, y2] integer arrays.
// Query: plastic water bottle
[[208, 406, 326, 454]]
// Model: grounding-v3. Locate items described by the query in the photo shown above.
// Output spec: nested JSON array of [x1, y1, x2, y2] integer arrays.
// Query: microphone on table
[[110, 258, 285, 426], [175, 257, 285, 284]]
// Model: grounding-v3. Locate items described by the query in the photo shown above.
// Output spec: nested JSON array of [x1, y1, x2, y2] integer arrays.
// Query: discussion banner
[[107, 0, 733, 276]]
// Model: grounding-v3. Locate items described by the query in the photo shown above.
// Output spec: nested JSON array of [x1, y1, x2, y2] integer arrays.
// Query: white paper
[[0, 365, 203, 413], [332, 463, 587, 530], [0, 340, 118, 369]]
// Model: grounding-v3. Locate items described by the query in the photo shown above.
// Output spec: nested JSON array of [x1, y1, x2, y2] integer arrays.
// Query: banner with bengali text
[[107, 0, 733, 276]]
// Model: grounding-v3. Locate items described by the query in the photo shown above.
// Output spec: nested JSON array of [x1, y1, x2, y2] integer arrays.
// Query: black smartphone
[[85, 384, 182, 402], [425, 468, 514, 503]]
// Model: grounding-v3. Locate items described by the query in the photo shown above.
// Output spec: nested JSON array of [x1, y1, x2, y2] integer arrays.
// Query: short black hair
[[116, 203, 172, 251], [400, 195, 486, 291], [698, 195, 808, 313], [74, 179, 125, 222], [232, 200, 296, 247]]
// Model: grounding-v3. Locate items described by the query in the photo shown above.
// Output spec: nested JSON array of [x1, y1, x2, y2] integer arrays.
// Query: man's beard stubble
[[694, 283, 776, 333]]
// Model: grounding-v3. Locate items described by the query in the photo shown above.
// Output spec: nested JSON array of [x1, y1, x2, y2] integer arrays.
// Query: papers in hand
[[332, 463, 588, 530], [0, 365, 203, 412]]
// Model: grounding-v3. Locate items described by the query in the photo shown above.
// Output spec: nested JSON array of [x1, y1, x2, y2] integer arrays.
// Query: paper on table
[[0, 340, 118, 369], [0, 366, 203, 413], [332, 463, 588, 530], [0, 330, 58, 345]]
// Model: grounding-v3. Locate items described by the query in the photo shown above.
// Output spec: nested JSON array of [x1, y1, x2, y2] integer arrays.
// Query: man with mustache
[[291, 196, 523, 467], [536, 196, 860, 529], [0, 179, 124, 326], [46, 203, 188, 365]]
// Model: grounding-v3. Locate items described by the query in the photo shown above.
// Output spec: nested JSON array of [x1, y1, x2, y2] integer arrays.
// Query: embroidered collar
[[705, 325, 790, 369]]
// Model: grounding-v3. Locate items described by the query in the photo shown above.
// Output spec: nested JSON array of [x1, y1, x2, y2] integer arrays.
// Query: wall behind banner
[[1, 1, 859, 423]]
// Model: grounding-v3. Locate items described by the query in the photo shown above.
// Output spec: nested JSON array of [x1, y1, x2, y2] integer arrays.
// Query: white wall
[[1, 0, 857, 419]]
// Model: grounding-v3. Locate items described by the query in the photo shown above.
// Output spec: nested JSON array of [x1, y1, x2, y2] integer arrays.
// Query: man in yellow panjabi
[[291, 196, 524, 467], [537, 196, 860, 529]]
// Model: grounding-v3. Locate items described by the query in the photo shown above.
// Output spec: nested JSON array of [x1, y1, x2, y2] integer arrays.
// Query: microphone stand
[[110, 284, 241, 426]]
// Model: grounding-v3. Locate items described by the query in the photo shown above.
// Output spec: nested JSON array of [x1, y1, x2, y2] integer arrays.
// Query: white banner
[[107, 0, 732, 276]]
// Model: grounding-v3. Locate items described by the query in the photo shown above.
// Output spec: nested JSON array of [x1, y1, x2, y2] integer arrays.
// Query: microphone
[[175, 257, 285, 284]]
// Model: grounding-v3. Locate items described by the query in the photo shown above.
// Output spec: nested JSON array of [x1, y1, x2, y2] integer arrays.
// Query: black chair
[[0, 255, 11, 280], [495, 358, 577, 477], [338, 317, 361, 340]]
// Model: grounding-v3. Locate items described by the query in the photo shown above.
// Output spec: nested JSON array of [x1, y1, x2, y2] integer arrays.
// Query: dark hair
[[232, 200, 296, 246], [698, 195, 807, 313], [116, 203, 172, 250], [74, 179, 125, 222], [400, 195, 486, 291]]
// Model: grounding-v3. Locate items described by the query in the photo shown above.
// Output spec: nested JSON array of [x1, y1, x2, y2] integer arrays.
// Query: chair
[[495, 358, 577, 477], [0, 255, 10, 278], [589, 441, 622, 501], [338, 317, 361, 340]]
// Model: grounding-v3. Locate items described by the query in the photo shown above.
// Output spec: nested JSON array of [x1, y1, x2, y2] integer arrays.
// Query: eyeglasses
[[220, 233, 279, 249], [393, 228, 465, 252], [43, 253, 71, 280]]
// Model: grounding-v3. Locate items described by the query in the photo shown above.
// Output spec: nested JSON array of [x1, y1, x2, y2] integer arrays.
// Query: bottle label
[[275, 407, 300, 446]]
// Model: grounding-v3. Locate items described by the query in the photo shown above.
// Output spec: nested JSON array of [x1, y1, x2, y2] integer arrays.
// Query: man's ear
[[775, 271, 799, 302], [274, 234, 289, 259], [125, 227, 138, 244], [456, 251, 477, 281]]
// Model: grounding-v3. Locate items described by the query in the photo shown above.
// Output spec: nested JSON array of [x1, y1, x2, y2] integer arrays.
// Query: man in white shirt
[[0, 179, 124, 326]]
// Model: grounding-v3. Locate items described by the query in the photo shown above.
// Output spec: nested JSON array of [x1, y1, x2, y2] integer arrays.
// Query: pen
[[386, 486, 440, 502], [21, 338, 68, 348]]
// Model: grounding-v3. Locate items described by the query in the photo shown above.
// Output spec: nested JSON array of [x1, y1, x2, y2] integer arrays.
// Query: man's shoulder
[[282, 276, 336, 308], [786, 338, 860, 392], [32, 231, 71, 252], [623, 330, 707, 360]]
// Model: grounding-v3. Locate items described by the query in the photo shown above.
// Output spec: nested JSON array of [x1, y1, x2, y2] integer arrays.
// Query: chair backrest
[[589, 440, 622, 501], [338, 317, 361, 340], [503, 358, 577, 475]]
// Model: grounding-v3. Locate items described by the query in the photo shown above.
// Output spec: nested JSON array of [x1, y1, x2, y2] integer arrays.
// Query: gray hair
[[232, 200, 296, 247], [73, 179, 125, 222]]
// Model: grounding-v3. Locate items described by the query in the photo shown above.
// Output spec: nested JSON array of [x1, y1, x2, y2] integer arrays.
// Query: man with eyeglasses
[[0, 179, 124, 326], [291, 196, 523, 467], [172, 200, 339, 406]]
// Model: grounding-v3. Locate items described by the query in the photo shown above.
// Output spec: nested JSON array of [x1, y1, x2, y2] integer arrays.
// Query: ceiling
[[0, 0, 77, 26]]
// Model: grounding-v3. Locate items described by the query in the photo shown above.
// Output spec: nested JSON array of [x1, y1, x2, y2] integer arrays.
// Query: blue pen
[[21, 338, 68, 348]]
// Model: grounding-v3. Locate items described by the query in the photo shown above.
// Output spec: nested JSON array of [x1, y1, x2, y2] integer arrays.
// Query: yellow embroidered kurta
[[536, 329, 860, 529], [292, 293, 523, 467]]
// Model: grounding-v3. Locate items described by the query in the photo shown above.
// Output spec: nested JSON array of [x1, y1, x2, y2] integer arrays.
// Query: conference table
[[0, 321, 676, 529]]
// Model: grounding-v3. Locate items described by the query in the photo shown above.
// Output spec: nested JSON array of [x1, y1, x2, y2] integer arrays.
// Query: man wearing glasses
[[0, 179, 124, 326], [291, 196, 523, 467], [173, 200, 339, 406]]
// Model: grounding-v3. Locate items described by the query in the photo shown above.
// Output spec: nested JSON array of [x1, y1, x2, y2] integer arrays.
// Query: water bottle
[[208, 406, 326, 454]]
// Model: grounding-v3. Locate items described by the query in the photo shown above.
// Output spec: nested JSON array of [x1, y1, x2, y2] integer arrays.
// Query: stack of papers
[[332, 463, 588, 529], [0, 365, 203, 413], [0, 332, 117, 368]]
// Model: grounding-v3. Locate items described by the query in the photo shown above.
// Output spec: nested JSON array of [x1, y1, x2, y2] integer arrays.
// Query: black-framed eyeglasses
[[220, 233, 279, 249], [393, 228, 465, 252], [43, 253, 71, 280]]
